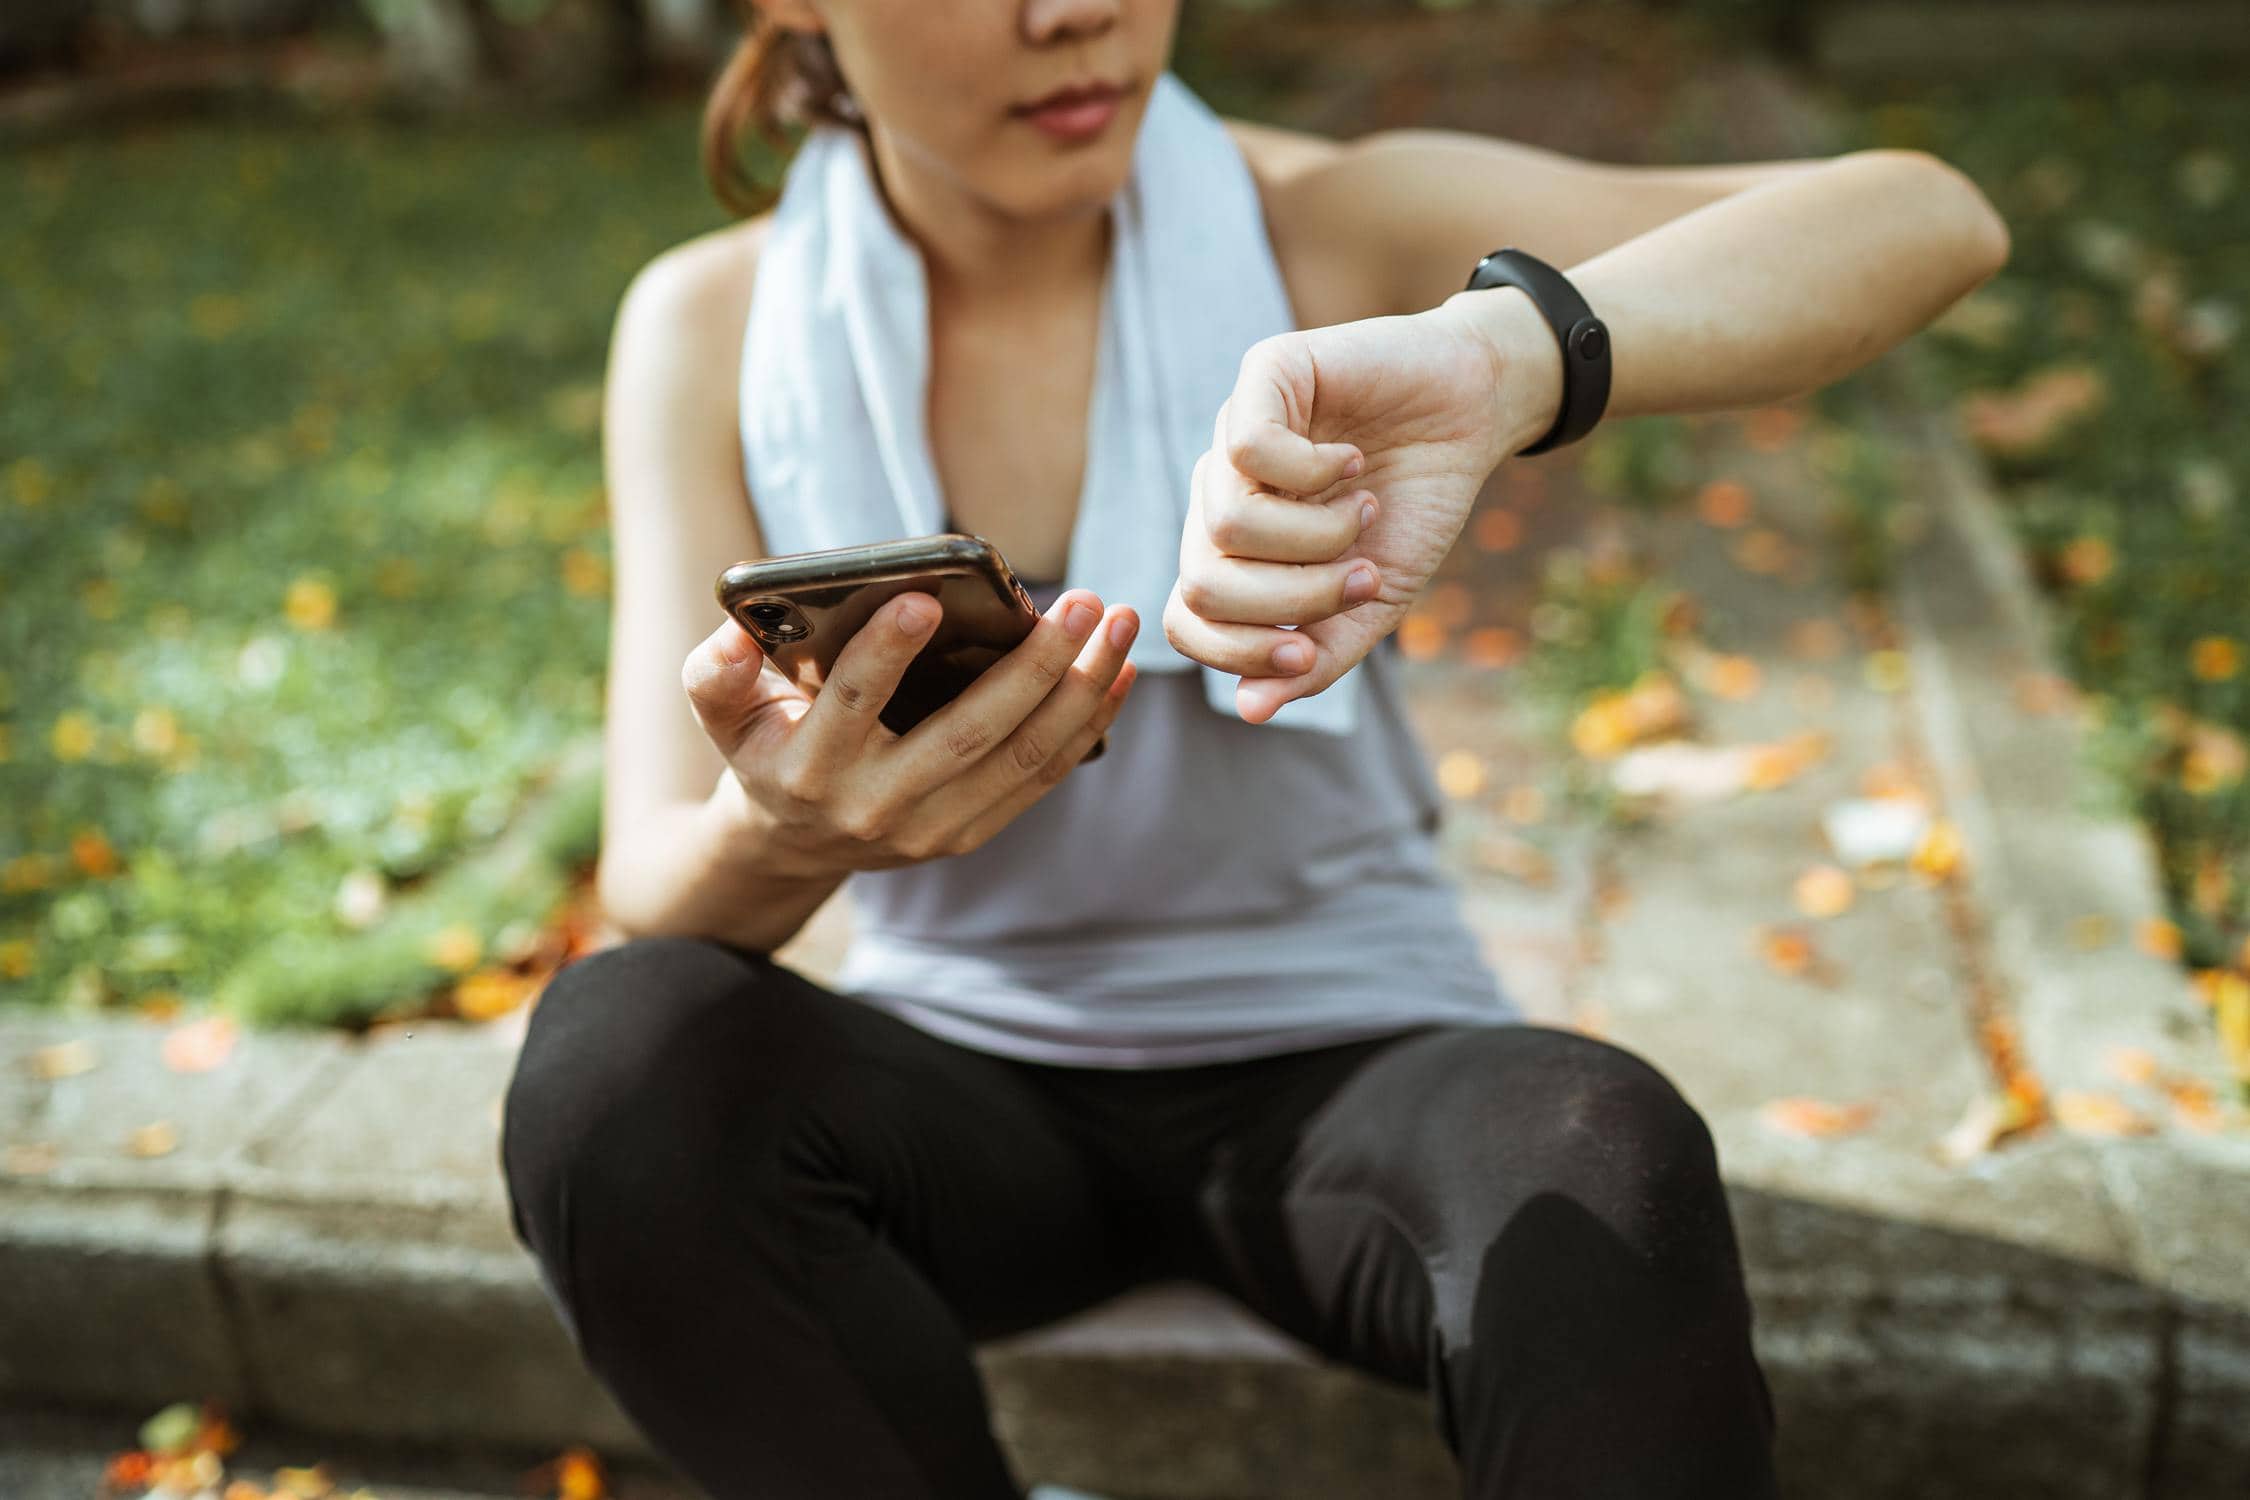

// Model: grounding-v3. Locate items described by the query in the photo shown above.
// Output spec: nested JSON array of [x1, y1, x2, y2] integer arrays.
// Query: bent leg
[[499, 936, 1147, 1500], [1188, 1022, 1777, 1500]]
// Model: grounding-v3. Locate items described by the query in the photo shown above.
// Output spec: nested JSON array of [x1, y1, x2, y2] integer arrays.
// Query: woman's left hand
[[1164, 299, 1558, 723]]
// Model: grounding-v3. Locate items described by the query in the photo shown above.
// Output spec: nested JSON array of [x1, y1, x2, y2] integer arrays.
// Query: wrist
[[1438, 285, 1566, 462], [701, 768, 846, 881]]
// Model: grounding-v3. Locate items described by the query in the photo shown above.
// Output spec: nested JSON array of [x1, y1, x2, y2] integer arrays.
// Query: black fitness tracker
[[1463, 247, 1611, 456]]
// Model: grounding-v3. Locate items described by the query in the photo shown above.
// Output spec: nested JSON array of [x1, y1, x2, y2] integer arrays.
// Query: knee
[[1440, 1027, 1729, 1267], [498, 935, 785, 1251]]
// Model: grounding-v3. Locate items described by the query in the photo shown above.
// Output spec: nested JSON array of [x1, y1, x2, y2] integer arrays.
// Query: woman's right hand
[[681, 588, 1139, 874]]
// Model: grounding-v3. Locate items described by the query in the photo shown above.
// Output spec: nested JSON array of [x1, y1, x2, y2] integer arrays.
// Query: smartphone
[[714, 532, 1108, 761]]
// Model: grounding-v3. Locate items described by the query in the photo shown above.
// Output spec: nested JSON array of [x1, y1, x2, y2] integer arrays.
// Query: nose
[[1020, 0, 1120, 45]]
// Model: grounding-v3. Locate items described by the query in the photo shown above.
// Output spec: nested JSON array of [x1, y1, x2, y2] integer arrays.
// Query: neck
[[863, 126, 1114, 319]]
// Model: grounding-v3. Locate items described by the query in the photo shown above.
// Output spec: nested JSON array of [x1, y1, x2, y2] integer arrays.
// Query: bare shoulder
[[1221, 115, 1350, 185], [622, 212, 772, 356], [1220, 116, 1386, 330]]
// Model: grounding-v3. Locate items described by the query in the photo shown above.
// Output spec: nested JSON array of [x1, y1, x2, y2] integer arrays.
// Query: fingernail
[[1344, 564, 1379, 602], [1359, 498, 1377, 529], [1342, 453, 1364, 478], [1274, 639, 1313, 674], [1065, 600, 1100, 637], [1108, 611, 1137, 649], [896, 598, 935, 635]]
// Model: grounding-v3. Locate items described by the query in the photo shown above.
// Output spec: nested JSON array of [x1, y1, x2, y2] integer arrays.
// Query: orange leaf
[[1793, 865, 1856, 919], [1695, 479, 1753, 528], [2103, 1045, 2158, 1086], [162, 1015, 239, 1074], [2053, 1090, 2156, 1138], [1760, 1096, 1876, 1138], [454, 968, 539, 1023], [557, 1446, 609, 1500], [2137, 918, 2184, 962]]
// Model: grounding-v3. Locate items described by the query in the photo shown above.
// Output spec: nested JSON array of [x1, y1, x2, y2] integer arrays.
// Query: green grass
[[1841, 79, 2250, 989], [1, 100, 743, 1024]]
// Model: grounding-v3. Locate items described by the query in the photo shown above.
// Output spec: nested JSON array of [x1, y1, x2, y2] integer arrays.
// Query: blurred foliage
[[1844, 78, 2250, 974], [1, 100, 746, 1024]]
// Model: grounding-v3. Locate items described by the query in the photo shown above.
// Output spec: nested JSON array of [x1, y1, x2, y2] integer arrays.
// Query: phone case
[[714, 533, 1109, 760]]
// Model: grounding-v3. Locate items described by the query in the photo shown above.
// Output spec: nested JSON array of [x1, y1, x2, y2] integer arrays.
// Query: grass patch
[[1, 100, 741, 1024], [1841, 76, 2250, 1085]]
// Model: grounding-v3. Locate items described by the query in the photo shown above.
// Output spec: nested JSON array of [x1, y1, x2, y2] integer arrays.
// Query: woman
[[499, 2, 2010, 1497]]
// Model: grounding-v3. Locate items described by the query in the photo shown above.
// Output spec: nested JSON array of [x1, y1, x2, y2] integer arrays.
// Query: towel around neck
[[736, 70, 1362, 734]]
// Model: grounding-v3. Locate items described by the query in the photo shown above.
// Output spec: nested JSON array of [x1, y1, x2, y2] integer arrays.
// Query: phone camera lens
[[747, 601, 788, 625]]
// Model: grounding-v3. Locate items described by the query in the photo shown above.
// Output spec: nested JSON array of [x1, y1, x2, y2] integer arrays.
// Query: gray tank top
[[828, 566, 1521, 1068]]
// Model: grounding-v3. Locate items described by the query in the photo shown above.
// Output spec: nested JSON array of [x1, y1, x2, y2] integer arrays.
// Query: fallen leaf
[[1471, 509, 1523, 552], [2159, 1076, 2224, 1134], [1436, 749, 1487, 799], [2104, 1045, 2159, 1086], [162, 1015, 239, 1074], [1755, 924, 1836, 983], [1695, 479, 1753, 528], [1910, 819, 1965, 880], [1462, 626, 1524, 668], [453, 968, 539, 1023], [2219, 971, 2250, 1082], [1470, 832, 1555, 888], [1732, 529, 1791, 575], [126, 1121, 180, 1158], [2137, 918, 2184, 962], [31, 1038, 99, 1080], [1396, 613, 1446, 661], [1863, 650, 1911, 694], [1794, 865, 1856, 919], [2053, 1090, 2157, 1138], [2068, 913, 2115, 950], [1742, 405, 1805, 451], [555, 1446, 609, 1500], [1934, 1086, 2043, 1166], [4, 1142, 59, 1175], [1787, 617, 1848, 661], [1701, 654, 1763, 702], [1760, 1096, 1876, 1138]]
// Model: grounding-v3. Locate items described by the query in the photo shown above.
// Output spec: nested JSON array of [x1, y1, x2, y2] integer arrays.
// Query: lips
[[1015, 80, 1125, 116]]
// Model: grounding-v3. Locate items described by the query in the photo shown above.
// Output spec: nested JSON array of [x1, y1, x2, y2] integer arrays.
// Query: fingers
[[1164, 575, 1348, 679], [786, 591, 940, 781], [1175, 537, 1382, 629], [943, 658, 1138, 854], [683, 614, 811, 764], [951, 597, 1137, 807], [1219, 345, 1364, 499], [1196, 446, 1378, 564], [884, 587, 1110, 791]]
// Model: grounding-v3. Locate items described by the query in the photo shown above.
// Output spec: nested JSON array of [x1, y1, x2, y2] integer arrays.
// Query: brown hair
[[701, 3, 868, 218]]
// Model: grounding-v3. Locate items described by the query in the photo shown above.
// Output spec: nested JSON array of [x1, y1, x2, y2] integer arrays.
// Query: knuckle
[[1177, 572, 1216, 616], [895, 825, 946, 862], [826, 675, 873, 715], [1224, 424, 1259, 469], [772, 760, 818, 805], [832, 802, 887, 843], [1024, 647, 1068, 688], [1008, 727, 1052, 776], [1204, 503, 1248, 554], [943, 717, 994, 763]]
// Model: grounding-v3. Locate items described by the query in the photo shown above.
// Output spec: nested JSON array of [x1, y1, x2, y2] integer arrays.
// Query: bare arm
[[594, 224, 847, 952], [1428, 148, 2012, 435]]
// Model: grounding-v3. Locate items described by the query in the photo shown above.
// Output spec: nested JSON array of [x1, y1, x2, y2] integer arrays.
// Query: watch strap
[[1463, 247, 1611, 456]]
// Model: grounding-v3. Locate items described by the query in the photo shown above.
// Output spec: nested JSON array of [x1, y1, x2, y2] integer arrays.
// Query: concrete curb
[[4, 374, 2246, 1499]]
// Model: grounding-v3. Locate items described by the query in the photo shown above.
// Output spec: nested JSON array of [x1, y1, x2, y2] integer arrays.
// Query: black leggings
[[498, 936, 1778, 1500]]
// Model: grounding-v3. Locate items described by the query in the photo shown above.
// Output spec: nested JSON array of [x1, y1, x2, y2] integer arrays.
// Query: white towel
[[737, 69, 1360, 734]]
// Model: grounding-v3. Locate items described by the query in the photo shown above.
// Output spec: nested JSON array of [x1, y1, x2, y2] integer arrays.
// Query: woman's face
[[780, 0, 1183, 223]]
